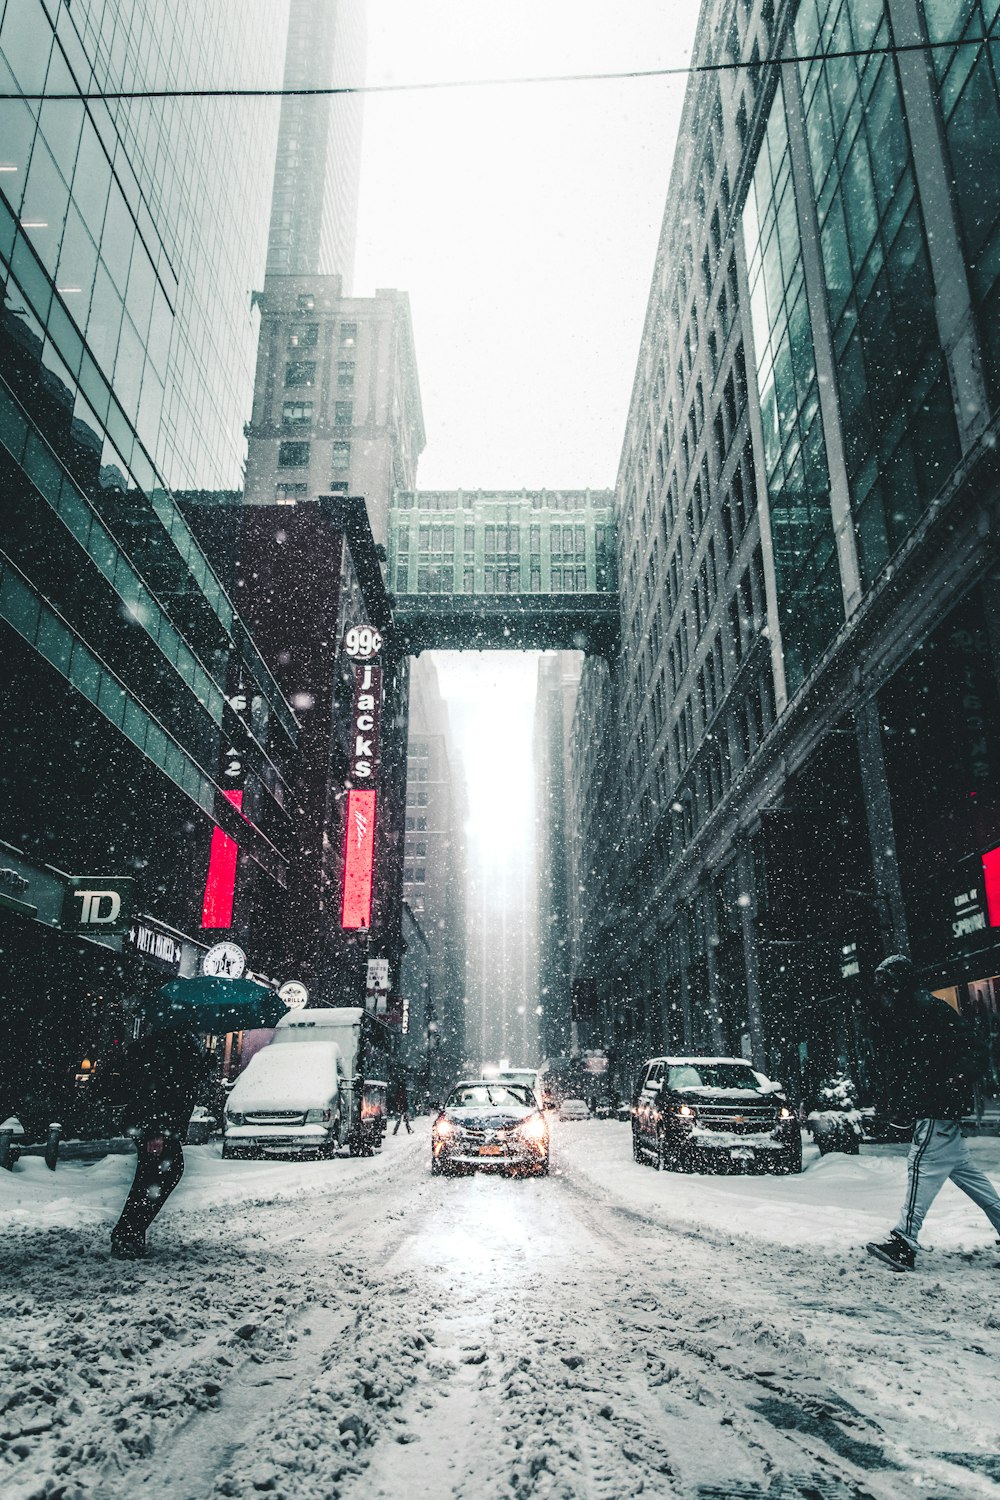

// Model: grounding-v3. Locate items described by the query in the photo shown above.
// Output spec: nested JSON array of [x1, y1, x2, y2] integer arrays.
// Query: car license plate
[[730, 1147, 754, 1162], [480, 1144, 503, 1156]]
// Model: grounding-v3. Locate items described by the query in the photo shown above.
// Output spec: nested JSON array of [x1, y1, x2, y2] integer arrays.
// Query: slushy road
[[2, 1121, 998, 1500]]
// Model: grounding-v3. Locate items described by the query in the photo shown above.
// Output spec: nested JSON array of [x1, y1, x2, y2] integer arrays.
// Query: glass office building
[[0, 0, 296, 1125], [580, 0, 1000, 1097]]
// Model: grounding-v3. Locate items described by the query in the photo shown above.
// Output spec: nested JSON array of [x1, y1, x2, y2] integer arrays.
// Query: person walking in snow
[[108, 1029, 209, 1260], [865, 954, 1000, 1272], [390, 1074, 412, 1135]]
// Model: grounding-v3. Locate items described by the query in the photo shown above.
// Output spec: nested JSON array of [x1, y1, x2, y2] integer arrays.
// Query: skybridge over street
[[387, 489, 620, 657]]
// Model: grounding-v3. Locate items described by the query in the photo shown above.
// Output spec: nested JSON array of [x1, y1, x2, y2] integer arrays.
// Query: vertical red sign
[[983, 845, 1000, 927], [201, 789, 244, 929], [342, 788, 377, 929]]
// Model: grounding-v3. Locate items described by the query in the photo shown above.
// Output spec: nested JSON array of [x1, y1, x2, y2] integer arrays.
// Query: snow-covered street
[[2, 1121, 999, 1500]]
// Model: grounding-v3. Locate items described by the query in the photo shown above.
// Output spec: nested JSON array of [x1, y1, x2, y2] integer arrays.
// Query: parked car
[[558, 1097, 591, 1121], [431, 1080, 549, 1177], [631, 1056, 801, 1174]]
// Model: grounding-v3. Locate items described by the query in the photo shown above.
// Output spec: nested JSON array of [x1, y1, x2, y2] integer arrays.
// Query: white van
[[223, 1007, 387, 1159]]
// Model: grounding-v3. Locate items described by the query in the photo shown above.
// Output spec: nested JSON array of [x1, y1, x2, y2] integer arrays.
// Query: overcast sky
[[354, 0, 698, 491], [352, 4, 698, 955]]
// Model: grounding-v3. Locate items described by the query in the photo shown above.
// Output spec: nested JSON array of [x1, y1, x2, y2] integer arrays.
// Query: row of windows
[[395, 565, 592, 595], [281, 400, 352, 427], [285, 360, 355, 389], [395, 523, 599, 556], [277, 440, 350, 469], [395, 491, 606, 510]]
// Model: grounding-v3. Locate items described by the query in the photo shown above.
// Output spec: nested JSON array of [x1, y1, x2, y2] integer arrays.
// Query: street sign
[[61, 877, 135, 935], [366, 958, 390, 993], [278, 980, 309, 1009], [201, 941, 247, 978]]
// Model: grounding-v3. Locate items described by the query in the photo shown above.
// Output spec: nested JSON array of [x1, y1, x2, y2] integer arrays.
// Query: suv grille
[[694, 1101, 777, 1133]]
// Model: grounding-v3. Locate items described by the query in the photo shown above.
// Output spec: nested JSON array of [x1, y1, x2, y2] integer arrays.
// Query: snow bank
[[553, 1119, 1000, 1253]]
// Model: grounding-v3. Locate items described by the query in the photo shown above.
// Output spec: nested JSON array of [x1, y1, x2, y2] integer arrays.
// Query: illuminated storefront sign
[[201, 789, 243, 929], [342, 789, 377, 929], [61, 877, 136, 935], [983, 845, 1000, 928], [349, 662, 382, 780]]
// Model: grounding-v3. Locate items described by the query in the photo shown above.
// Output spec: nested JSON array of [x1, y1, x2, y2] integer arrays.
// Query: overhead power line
[[0, 34, 989, 103]]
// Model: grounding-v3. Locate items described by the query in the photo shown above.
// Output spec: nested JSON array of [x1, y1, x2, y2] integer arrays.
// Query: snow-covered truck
[[223, 1007, 389, 1160]]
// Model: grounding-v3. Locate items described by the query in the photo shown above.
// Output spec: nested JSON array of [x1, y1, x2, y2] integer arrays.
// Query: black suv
[[632, 1056, 801, 1174]]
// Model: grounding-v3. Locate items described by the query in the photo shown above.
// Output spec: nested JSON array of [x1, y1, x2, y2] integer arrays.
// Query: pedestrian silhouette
[[390, 1075, 412, 1135], [865, 954, 1000, 1271], [108, 1030, 209, 1260]]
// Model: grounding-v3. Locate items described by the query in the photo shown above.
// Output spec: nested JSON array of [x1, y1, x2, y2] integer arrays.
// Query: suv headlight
[[226, 1111, 244, 1127], [676, 1103, 696, 1120], [778, 1106, 795, 1121], [305, 1108, 333, 1124]]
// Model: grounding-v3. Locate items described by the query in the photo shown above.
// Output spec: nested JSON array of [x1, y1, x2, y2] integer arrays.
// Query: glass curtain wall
[[922, 0, 1000, 403], [795, 0, 962, 585], [743, 85, 843, 697]]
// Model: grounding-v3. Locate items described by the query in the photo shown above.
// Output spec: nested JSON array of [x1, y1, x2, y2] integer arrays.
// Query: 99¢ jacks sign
[[342, 624, 384, 930]]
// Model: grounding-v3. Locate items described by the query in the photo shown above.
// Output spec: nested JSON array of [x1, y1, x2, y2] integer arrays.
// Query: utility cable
[[0, 33, 992, 102]]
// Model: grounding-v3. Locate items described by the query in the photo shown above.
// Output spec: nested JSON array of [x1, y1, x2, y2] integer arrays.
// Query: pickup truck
[[223, 1006, 388, 1160]]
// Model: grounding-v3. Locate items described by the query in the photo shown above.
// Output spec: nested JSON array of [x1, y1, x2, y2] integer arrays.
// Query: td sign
[[61, 877, 136, 935]]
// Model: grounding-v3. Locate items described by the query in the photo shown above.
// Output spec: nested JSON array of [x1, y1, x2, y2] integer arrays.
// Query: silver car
[[431, 1080, 550, 1177]]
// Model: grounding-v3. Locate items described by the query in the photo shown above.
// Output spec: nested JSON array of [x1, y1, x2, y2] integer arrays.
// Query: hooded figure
[[865, 955, 1000, 1272], [109, 1030, 209, 1260]]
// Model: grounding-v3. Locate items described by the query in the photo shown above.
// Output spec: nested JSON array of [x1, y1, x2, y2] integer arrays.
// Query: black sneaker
[[866, 1232, 915, 1272]]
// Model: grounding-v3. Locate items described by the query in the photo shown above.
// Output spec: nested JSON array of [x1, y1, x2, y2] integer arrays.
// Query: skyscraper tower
[[266, 0, 367, 291]]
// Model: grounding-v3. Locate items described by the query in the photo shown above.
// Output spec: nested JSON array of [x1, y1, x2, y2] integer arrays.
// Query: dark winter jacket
[[873, 989, 984, 1123], [115, 1031, 209, 1135]]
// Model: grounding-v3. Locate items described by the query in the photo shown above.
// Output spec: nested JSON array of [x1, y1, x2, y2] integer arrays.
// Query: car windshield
[[667, 1063, 766, 1091], [447, 1084, 533, 1109]]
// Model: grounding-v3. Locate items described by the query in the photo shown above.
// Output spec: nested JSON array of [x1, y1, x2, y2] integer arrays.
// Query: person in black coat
[[865, 954, 1000, 1271], [389, 1074, 412, 1135], [109, 1029, 208, 1260]]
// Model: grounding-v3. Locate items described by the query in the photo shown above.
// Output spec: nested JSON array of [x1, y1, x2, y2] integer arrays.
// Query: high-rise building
[[266, 0, 366, 291], [244, 275, 424, 546], [400, 654, 468, 1096], [574, 0, 1000, 1102], [0, 1, 297, 1126], [533, 653, 583, 1061]]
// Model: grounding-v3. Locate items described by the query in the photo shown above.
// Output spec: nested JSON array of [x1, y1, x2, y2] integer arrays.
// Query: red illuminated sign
[[342, 789, 376, 929], [983, 845, 1000, 927], [201, 790, 243, 929]]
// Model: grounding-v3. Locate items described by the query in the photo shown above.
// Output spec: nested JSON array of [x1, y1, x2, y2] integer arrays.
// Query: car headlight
[[778, 1106, 795, 1121], [305, 1108, 333, 1124], [519, 1113, 547, 1143], [433, 1116, 455, 1137], [676, 1103, 696, 1120], [226, 1111, 244, 1126]]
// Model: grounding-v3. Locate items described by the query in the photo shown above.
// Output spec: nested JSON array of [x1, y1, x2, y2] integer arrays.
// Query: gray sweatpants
[[894, 1118, 1000, 1250]]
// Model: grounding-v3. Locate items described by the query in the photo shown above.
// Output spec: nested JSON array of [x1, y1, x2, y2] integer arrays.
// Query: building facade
[[388, 489, 615, 598], [244, 275, 425, 546], [399, 653, 468, 1098], [533, 652, 583, 1061], [574, 0, 1000, 1103], [0, 0, 298, 1129], [266, 0, 366, 291]]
